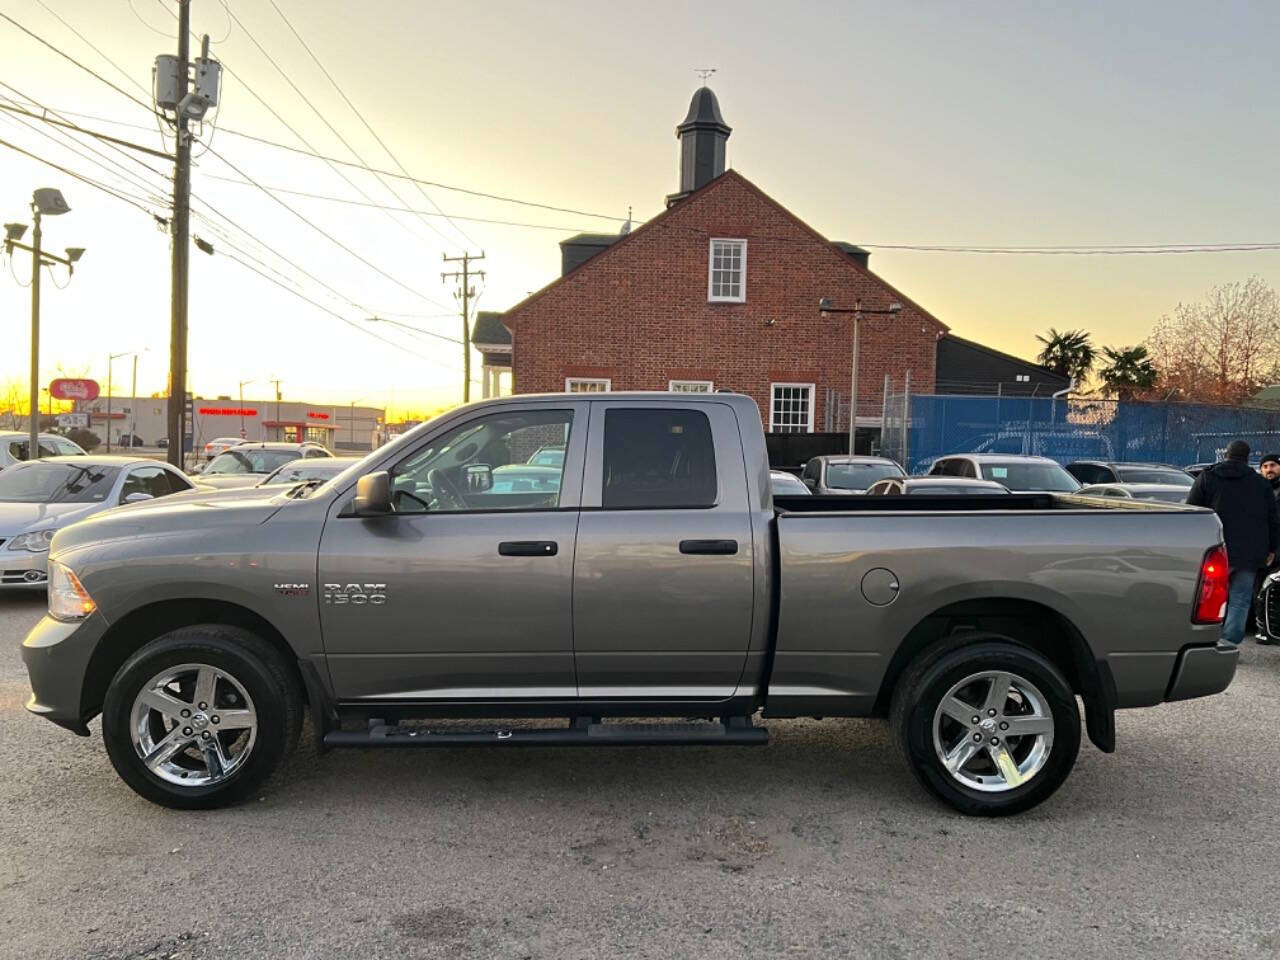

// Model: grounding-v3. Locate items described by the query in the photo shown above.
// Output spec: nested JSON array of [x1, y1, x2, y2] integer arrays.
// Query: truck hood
[[0, 500, 103, 537], [48, 488, 289, 558]]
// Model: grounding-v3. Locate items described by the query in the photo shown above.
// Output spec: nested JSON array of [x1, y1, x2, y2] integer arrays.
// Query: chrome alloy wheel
[[129, 663, 258, 787], [931, 670, 1054, 793]]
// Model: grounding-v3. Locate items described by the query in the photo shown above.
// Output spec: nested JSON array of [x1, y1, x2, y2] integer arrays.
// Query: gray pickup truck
[[22, 392, 1238, 816]]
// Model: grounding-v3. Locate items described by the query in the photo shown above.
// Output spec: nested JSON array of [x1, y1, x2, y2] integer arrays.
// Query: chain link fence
[[904, 394, 1280, 474]]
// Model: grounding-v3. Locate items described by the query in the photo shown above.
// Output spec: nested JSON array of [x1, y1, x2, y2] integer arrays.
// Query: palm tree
[[1035, 328, 1096, 381], [1098, 345, 1158, 401]]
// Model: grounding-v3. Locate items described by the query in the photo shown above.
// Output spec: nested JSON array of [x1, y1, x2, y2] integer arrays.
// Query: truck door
[[572, 401, 754, 699], [317, 400, 587, 700]]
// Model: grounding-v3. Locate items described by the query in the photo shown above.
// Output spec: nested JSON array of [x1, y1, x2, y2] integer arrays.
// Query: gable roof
[[938, 334, 1066, 380], [501, 168, 949, 333], [472, 310, 510, 347]]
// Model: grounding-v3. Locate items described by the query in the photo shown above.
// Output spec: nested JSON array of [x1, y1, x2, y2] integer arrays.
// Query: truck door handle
[[498, 540, 558, 557], [679, 539, 738, 555]]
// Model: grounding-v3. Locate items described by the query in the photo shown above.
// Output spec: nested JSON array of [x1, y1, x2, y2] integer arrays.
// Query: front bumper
[[21, 611, 111, 736], [1, 550, 48, 588], [1164, 642, 1240, 702]]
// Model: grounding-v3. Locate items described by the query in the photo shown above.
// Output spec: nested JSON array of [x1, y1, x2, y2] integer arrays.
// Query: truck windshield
[[0, 462, 121, 503], [825, 462, 904, 490], [980, 462, 1080, 492]]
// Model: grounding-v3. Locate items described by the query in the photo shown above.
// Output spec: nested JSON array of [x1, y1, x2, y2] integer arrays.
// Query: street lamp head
[[64, 247, 85, 264], [818, 297, 834, 318], [32, 188, 70, 216], [4, 222, 27, 242], [888, 302, 902, 314], [177, 91, 212, 122]]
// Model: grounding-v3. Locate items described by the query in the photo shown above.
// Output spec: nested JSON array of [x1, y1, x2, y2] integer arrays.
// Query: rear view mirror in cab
[[353, 471, 393, 515], [464, 463, 493, 492]]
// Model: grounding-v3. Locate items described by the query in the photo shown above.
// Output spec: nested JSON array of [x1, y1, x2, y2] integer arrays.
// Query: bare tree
[[1146, 276, 1280, 404]]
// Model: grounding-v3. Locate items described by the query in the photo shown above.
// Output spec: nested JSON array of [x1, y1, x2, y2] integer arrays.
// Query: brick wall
[[506, 171, 944, 432]]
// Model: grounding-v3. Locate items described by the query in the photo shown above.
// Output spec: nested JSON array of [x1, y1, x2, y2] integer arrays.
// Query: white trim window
[[769, 382, 815, 433], [707, 238, 747, 302], [668, 379, 714, 393], [565, 377, 611, 393]]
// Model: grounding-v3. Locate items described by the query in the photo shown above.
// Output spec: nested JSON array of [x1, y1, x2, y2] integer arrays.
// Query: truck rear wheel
[[890, 636, 1080, 816], [102, 625, 301, 810]]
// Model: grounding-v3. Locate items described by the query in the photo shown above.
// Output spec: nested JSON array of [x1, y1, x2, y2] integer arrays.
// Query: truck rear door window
[[602, 409, 717, 509]]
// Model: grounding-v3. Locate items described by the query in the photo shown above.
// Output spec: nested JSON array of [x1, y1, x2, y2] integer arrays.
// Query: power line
[[32, 0, 153, 100], [267, 0, 476, 249], [201, 173, 604, 231], [202, 141, 453, 310], [0, 103, 173, 160], [0, 11, 154, 113], [0, 136, 163, 216]]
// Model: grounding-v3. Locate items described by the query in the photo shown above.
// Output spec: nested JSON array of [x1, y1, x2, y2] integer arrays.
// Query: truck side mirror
[[354, 471, 393, 516], [464, 463, 493, 492]]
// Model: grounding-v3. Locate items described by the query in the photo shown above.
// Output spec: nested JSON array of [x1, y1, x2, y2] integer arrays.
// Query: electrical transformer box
[[153, 54, 183, 110], [194, 57, 221, 107]]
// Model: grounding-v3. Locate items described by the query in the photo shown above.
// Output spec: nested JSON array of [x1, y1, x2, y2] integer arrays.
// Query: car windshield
[[205, 449, 301, 475], [0, 462, 120, 503], [979, 462, 1080, 492], [527, 447, 565, 467], [771, 472, 810, 495], [825, 462, 904, 489], [1117, 467, 1193, 487], [262, 461, 346, 485], [1134, 488, 1191, 503]]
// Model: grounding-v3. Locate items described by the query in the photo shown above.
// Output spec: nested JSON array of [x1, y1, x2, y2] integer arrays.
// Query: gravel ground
[[2, 592, 1278, 960]]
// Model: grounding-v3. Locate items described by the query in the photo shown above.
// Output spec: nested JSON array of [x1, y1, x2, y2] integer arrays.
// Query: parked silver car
[[866, 477, 1010, 496], [1077, 483, 1191, 504], [800, 455, 905, 494], [0, 431, 86, 471], [195, 442, 333, 489], [0, 456, 196, 588], [927, 454, 1081, 493]]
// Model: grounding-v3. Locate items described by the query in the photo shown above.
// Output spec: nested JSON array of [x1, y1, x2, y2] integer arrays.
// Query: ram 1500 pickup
[[22, 392, 1238, 815]]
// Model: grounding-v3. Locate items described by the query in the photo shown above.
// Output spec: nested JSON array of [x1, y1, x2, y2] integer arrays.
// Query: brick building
[[491, 87, 950, 439]]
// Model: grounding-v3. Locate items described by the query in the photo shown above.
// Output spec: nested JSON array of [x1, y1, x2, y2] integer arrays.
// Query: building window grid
[[668, 380, 714, 393], [565, 377, 611, 393], [708, 239, 746, 302], [770, 383, 815, 433]]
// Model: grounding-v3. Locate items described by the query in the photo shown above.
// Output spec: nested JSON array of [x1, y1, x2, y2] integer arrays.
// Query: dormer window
[[708, 238, 746, 302]]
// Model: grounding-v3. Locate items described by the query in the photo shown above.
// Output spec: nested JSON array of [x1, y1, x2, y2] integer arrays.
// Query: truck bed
[[774, 493, 1194, 513]]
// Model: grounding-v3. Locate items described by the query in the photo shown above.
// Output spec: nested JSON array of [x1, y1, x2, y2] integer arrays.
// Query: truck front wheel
[[890, 637, 1080, 816], [102, 625, 302, 809]]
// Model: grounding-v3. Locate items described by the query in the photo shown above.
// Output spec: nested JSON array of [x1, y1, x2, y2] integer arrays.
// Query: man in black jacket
[[1188, 440, 1279, 645], [1255, 453, 1280, 643]]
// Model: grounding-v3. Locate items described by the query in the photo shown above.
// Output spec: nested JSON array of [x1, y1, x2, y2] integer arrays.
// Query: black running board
[[323, 717, 768, 748]]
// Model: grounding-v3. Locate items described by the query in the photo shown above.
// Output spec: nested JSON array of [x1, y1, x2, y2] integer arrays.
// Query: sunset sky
[[1, 0, 1277, 417]]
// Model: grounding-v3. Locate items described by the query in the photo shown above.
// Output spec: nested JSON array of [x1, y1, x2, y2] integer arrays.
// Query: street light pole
[[28, 208, 41, 459], [818, 297, 901, 455], [238, 379, 255, 439], [106, 350, 131, 453]]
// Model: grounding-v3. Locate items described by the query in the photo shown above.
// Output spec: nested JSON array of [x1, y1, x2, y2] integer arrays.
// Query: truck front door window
[[391, 410, 573, 513]]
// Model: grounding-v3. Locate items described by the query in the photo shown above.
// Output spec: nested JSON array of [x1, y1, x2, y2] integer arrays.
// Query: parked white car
[[0, 432, 86, 471], [926, 454, 1082, 493], [1076, 483, 1191, 504], [0, 456, 197, 588]]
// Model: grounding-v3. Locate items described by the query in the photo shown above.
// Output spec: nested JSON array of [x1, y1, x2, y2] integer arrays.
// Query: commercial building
[[82, 394, 386, 451]]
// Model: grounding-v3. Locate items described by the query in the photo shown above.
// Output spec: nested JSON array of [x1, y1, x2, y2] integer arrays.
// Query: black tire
[[102, 625, 302, 810], [890, 635, 1080, 817]]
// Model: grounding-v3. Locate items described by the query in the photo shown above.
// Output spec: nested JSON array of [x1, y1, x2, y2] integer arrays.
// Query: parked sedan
[[258, 456, 360, 487], [196, 442, 333, 489], [867, 477, 1011, 496], [0, 456, 196, 588], [800, 455, 906, 494], [1066, 460, 1193, 488], [927, 454, 1081, 493], [0, 431, 86, 470], [1076, 483, 1192, 504], [202, 436, 245, 461], [769, 470, 811, 496]]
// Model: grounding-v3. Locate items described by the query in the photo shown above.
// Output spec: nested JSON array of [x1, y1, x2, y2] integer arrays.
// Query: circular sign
[[49, 378, 100, 401]]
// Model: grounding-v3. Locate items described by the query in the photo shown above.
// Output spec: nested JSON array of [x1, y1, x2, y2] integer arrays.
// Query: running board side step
[[322, 717, 768, 748]]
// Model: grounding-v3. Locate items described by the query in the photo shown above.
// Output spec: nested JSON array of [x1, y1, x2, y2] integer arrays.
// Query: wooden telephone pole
[[442, 251, 484, 403]]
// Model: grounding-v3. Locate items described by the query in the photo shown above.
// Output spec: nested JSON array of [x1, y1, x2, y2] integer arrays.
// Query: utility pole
[[442, 251, 485, 403], [165, 0, 193, 468], [270, 379, 282, 440], [238, 378, 254, 439], [130, 353, 138, 444], [817, 297, 901, 455]]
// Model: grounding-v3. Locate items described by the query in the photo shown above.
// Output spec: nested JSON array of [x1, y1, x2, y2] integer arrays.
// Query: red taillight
[[1193, 545, 1230, 624]]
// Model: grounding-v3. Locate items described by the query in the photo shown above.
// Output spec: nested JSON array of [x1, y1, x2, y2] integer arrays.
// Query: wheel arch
[[80, 599, 305, 722], [873, 596, 1116, 752]]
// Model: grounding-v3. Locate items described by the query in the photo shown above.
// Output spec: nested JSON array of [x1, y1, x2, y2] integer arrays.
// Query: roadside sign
[[50, 378, 100, 402], [57, 413, 89, 428]]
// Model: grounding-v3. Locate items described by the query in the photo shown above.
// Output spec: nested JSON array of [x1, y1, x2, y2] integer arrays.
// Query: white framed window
[[565, 377, 611, 393], [769, 382, 815, 433], [707, 238, 747, 302], [668, 379, 714, 393]]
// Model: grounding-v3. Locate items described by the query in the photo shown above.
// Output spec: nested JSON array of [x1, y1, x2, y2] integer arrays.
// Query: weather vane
[[695, 67, 716, 83]]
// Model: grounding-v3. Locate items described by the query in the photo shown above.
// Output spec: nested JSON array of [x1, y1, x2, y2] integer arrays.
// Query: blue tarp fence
[[906, 394, 1280, 474]]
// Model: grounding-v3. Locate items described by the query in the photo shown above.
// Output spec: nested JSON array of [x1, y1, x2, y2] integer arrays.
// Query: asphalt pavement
[[2, 592, 1278, 960]]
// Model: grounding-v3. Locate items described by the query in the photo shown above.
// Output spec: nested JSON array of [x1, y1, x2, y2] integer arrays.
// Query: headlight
[[48, 561, 96, 621], [7, 528, 57, 552]]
